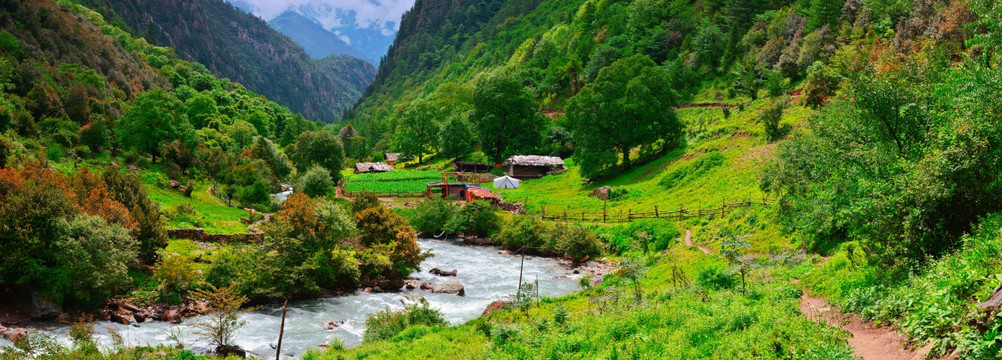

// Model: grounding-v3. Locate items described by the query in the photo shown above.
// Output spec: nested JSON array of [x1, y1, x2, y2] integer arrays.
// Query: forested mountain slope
[[99, 0, 377, 122]]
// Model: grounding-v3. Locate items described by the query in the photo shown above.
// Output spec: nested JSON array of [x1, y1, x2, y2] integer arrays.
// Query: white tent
[[494, 175, 521, 189]]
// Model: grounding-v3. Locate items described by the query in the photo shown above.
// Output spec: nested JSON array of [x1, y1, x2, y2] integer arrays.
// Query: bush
[[356, 206, 424, 279], [758, 100, 788, 141], [297, 165, 334, 198], [363, 300, 446, 342], [153, 254, 201, 304], [410, 198, 459, 234], [445, 200, 501, 237], [53, 214, 138, 307], [697, 264, 736, 290], [497, 216, 548, 250], [102, 169, 168, 264], [552, 224, 602, 260], [350, 191, 381, 213]]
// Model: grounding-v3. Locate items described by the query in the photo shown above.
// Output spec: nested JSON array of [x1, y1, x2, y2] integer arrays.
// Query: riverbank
[[1, 238, 598, 357]]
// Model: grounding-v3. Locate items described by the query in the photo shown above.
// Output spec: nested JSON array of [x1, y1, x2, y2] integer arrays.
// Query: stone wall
[[167, 228, 263, 243]]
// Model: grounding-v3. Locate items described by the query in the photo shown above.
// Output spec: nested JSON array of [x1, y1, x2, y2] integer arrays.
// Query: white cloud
[[233, 0, 414, 31]]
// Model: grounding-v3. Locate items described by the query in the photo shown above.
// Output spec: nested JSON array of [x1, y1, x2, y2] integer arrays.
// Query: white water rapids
[[1, 239, 582, 358]]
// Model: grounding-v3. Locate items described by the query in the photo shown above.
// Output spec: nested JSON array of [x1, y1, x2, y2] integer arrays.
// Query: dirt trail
[[799, 292, 938, 360], [683, 229, 711, 255]]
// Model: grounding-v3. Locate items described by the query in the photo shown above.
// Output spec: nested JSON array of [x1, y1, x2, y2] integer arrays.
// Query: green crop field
[[344, 170, 441, 193]]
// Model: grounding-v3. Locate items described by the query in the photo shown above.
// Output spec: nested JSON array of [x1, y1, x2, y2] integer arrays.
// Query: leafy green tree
[[566, 55, 683, 178], [395, 99, 441, 163], [53, 214, 137, 307], [291, 130, 345, 183], [102, 169, 168, 264], [969, 0, 1002, 64], [227, 120, 257, 151], [808, 0, 842, 31], [692, 21, 726, 73], [297, 165, 334, 198], [116, 89, 195, 162], [439, 115, 475, 160], [185, 92, 219, 129], [251, 136, 291, 179], [471, 71, 546, 164]]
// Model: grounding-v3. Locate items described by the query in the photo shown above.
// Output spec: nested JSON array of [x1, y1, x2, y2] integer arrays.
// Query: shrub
[[356, 206, 424, 279], [757, 100, 788, 141], [350, 191, 381, 214], [153, 254, 200, 304], [102, 169, 168, 264], [697, 264, 736, 290], [497, 215, 547, 250], [445, 200, 501, 237], [553, 224, 603, 260], [410, 198, 459, 234], [363, 300, 446, 342], [53, 214, 138, 307], [297, 165, 334, 198]]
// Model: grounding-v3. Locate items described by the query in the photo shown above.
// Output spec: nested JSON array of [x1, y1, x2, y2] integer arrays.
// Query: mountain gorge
[[268, 11, 363, 61], [101, 0, 377, 122]]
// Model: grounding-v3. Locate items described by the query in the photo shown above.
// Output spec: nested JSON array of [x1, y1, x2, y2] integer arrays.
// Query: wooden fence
[[539, 196, 774, 223], [342, 189, 428, 198]]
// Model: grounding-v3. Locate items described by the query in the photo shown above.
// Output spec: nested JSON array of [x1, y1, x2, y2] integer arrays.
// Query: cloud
[[232, 0, 414, 31]]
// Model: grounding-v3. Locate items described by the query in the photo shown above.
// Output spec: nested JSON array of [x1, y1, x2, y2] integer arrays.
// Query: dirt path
[[204, 186, 226, 206], [799, 292, 936, 360], [683, 229, 711, 255]]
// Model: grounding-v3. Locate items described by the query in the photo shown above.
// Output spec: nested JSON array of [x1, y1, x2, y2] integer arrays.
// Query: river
[[1, 239, 582, 358]]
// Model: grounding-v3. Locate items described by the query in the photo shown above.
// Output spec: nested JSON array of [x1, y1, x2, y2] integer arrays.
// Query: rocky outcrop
[[0, 325, 28, 343], [432, 280, 465, 296], [481, 300, 509, 317], [591, 186, 612, 200], [30, 292, 62, 319]]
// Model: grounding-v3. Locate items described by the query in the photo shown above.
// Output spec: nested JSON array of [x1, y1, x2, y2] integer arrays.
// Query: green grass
[[145, 179, 250, 234]]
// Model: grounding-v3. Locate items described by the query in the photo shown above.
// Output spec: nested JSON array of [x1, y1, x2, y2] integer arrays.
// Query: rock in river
[[432, 280, 465, 296]]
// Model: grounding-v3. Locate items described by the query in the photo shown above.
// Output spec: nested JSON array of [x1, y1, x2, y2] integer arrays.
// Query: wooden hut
[[503, 155, 566, 179], [354, 162, 394, 174], [426, 183, 499, 202], [453, 161, 493, 173]]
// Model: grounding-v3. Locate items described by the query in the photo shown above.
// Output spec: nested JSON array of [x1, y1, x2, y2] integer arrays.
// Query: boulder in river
[[430, 267, 458, 277], [433, 280, 465, 296], [481, 300, 509, 317], [163, 309, 182, 324]]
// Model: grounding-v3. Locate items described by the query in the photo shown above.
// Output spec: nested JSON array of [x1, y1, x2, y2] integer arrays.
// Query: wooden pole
[[655, 206, 659, 218], [276, 299, 288, 360], [517, 247, 526, 293], [603, 200, 607, 223]]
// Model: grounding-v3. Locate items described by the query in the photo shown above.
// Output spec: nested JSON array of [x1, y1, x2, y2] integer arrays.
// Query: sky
[[231, 0, 415, 32]]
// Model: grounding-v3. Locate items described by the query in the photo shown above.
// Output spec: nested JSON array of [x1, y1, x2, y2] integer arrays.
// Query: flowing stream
[[2, 239, 581, 358]]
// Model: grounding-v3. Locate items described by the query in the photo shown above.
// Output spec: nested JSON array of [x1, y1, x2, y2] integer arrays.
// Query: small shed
[[384, 153, 402, 166], [354, 162, 394, 174], [493, 175, 520, 189], [503, 155, 566, 179], [426, 182, 499, 202], [453, 161, 493, 173]]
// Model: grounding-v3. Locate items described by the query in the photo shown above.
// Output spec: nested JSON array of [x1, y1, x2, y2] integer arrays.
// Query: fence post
[[721, 198, 725, 218], [628, 208, 633, 222], [582, 211, 585, 222], [655, 206, 659, 218], [603, 200, 607, 223]]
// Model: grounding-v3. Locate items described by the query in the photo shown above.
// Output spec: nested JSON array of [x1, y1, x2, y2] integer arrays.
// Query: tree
[[297, 165, 333, 198], [64, 83, 90, 124], [185, 92, 219, 129], [102, 169, 167, 264], [117, 89, 195, 162], [808, 0, 843, 31], [566, 55, 683, 178], [291, 130, 345, 183], [251, 136, 291, 179], [395, 99, 441, 163], [439, 115, 475, 159], [355, 205, 424, 278], [471, 71, 546, 164], [191, 284, 251, 354], [53, 214, 137, 307]]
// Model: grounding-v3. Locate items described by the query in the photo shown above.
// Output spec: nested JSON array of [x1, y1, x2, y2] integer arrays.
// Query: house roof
[[384, 153, 401, 162], [355, 162, 394, 172], [504, 155, 565, 167], [468, 187, 499, 200]]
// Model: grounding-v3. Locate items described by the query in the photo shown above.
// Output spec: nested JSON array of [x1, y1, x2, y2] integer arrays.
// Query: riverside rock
[[433, 280, 465, 296], [30, 292, 62, 319], [430, 267, 458, 276]]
